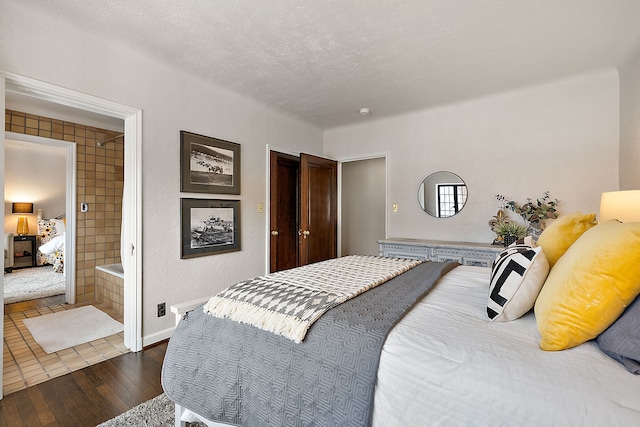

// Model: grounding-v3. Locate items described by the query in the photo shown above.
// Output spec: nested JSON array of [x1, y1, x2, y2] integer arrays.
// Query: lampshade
[[12, 202, 33, 235], [12, 202, 34, 214], [599, 190, 640, 223]]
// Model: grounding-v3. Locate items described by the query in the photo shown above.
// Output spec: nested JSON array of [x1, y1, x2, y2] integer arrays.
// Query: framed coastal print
[[181, 198, 241, 258], [180, 131, 241, 194]]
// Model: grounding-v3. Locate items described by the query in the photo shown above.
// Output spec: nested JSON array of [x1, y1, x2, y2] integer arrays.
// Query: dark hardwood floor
[[0, 341, 168, 426]]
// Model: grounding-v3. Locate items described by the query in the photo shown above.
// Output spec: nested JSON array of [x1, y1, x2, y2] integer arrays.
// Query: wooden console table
[[378, 238, 502, 267]]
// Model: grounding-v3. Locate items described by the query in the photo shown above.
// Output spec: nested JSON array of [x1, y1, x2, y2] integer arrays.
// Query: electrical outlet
[[157, 302, 166, 317]]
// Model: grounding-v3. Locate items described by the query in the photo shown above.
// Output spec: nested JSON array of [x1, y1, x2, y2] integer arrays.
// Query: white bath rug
[[23, 305, 124, 354], [3, 267, 65, 304]]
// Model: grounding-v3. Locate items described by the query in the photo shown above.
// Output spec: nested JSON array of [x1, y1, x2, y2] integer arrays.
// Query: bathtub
[[96, 263, 124, 279], [95, 263, 124, 316]]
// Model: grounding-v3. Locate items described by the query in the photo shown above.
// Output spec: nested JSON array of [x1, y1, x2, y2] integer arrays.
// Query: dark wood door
[[269, 151, 338, 272], [299, 153, 337, 266], [269, 151, 300, 272]]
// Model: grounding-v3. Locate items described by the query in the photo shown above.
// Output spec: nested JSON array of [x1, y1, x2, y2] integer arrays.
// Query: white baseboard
[[143, 326, 175, 347]]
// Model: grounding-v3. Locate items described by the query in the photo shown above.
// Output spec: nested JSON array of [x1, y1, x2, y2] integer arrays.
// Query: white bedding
[[372, 265, 640, 426], [38, 233, 64, 254]]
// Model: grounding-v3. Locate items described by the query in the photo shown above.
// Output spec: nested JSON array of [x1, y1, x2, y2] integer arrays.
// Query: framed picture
[[181, 198, 241, 258], [180, 131, 241, 194]]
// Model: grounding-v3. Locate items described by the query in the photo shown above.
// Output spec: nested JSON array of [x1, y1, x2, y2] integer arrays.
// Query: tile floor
[[3, 298, 128, 395]]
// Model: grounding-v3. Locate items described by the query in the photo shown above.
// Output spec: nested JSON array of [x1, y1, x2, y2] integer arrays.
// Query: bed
[[37, 217, 65, 273], [162, 217, 640, 426]]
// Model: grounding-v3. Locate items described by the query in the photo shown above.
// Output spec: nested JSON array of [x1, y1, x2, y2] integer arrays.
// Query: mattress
[[372, 266, 640, 426]]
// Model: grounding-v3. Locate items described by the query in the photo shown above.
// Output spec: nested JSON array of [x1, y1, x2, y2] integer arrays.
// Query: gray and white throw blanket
[[162, 260, 459, 427], [204, 255, 423, 343]]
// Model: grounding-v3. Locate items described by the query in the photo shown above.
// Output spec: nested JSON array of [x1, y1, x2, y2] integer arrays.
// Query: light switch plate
[[392, 203, 398, 213]]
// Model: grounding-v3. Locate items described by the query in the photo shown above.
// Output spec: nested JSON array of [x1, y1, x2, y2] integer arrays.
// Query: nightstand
[[13, 235, 37, 269]]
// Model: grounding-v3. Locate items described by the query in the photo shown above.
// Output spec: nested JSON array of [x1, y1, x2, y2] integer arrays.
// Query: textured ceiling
[[15, 0, 640, 129]]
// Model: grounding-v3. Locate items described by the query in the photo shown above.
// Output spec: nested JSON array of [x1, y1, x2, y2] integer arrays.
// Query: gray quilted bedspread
[[162, 261, 459, 427]]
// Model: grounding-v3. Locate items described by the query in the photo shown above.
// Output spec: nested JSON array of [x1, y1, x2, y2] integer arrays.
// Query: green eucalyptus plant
[[496, 191, 559, 223]]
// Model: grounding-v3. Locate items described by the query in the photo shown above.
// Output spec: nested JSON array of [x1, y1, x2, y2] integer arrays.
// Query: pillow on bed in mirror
[[535, 220, 640, 351], [487, 244, 549, 322], [535, 212, 597, 268]]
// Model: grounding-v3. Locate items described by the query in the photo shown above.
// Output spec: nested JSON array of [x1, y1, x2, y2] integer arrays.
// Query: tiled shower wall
[[5, 109, 124, 302]]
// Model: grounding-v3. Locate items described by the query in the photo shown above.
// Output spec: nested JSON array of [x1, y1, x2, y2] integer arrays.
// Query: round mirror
[[417, 171, 468, 218]]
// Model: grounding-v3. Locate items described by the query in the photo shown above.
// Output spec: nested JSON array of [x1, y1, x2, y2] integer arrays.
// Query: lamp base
[[16, 216, 29, 236]]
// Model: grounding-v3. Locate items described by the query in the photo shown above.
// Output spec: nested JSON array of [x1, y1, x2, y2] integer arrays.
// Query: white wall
[[325, 69, 620, 243], [4, 140, 66, 235], [619, 42, 640, 189], [1, 2, 324, 341]]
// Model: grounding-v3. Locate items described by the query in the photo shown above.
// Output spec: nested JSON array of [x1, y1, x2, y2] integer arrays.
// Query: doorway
[[268, 150, 338, 273], [4, 134, 76, 303], [1, 71, 143, 400], [340, 157, 386, 256]]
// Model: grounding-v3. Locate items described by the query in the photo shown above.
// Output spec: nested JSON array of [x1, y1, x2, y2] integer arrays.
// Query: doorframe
[[1, 75, 5, 399], [5, 132, 77, 303], [1, 71, 143, 357], [333, 152, 389, 257]]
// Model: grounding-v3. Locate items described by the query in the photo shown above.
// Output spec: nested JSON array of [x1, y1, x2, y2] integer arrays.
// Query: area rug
[[22, 305, 123, 354], [3, 267, 65, 304], [97, 394, 206, 427]]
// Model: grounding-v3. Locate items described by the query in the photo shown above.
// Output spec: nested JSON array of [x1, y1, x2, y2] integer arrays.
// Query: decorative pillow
[[38, 219, 61, 237], [487, 244, 549, 322], [536, 212, 597, 268], [597, 294, 640, 374], [51, 219, 66, 235], [39, 234, 65, 254], [535, 220, 640, 351]]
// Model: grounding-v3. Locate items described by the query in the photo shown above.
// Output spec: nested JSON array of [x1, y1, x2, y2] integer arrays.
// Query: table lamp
[[12, 202, 34, 235], [599, 190, 640, 223]]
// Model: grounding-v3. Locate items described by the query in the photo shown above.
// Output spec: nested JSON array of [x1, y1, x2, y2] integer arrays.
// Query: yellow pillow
[[535, 220, 640, 351], [536, 212, 597, 267]]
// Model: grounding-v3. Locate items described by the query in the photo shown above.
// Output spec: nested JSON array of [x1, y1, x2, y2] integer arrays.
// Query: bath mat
[[23, 305, 124, 354]]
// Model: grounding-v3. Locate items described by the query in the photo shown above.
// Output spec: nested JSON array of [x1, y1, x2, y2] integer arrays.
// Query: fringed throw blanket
[[204, 255, 423, 342]]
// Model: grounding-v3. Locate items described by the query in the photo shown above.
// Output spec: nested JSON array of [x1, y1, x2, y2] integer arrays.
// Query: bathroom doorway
[[1, 71, 143, 399]]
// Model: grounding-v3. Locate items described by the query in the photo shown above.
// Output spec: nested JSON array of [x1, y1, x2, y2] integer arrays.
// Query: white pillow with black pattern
[[487, 244, 549, 322]]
